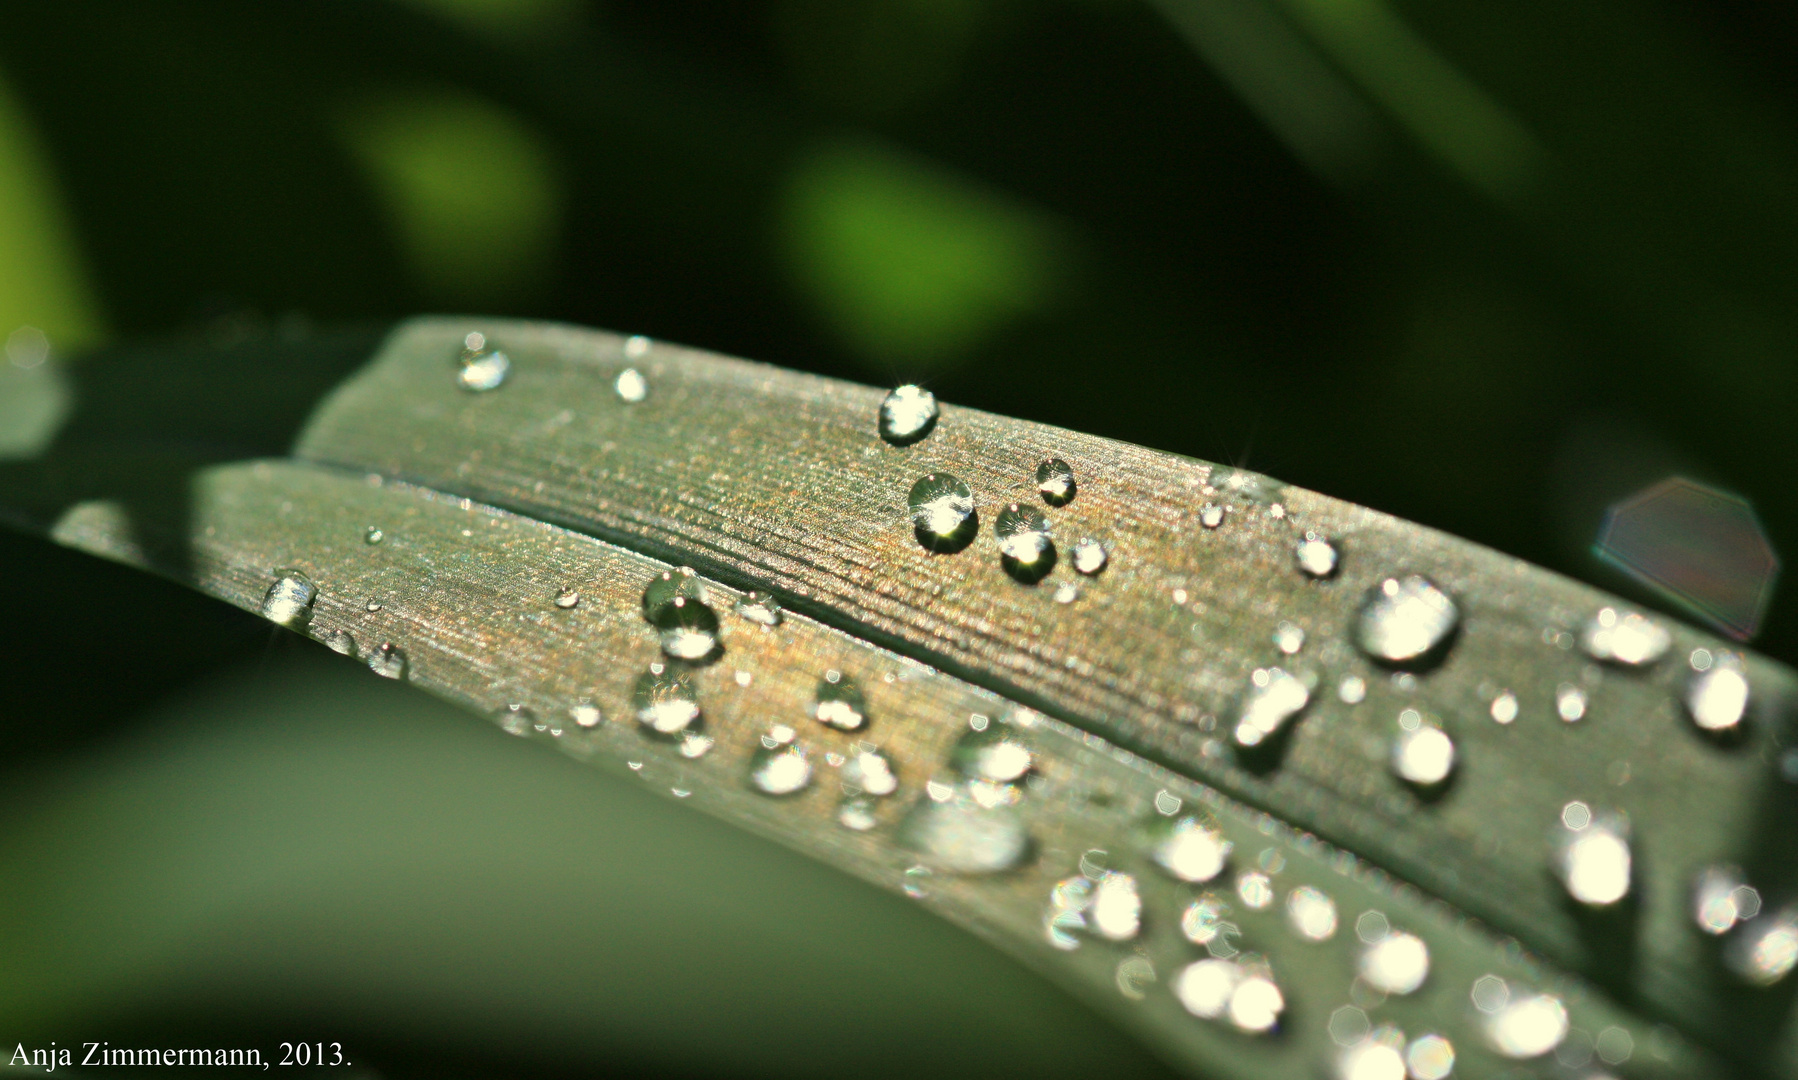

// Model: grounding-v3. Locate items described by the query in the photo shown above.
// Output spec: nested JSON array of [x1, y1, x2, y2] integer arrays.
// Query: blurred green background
[[2, 0, 1797, 1075]]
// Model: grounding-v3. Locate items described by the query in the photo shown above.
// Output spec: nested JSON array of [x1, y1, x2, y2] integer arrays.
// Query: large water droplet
[[1035, 458, 1077, 507], [908, 473, 977, 553], [1554, 801, 1631, 907], [1069, 538, 1108, 576], [879, 385, 939, 445], [634, 668, 702, 736], [1391, 721, 1455, 788], [814, 670, 868, 731], [735, 590, 783, 626], [749, 725, 813, 795], [456, 333, 510, 391], [1693, 865, 1761, 935], [1234, 667, 1310, 749], [615, 367, 648, 403], [651, 597, 720, 661], [368, 642, 408, 680], [995, 503, 1055, 583], [1580, 607, 1671, 666], [642, 567, 706, 617], [900, 786, 1032, 873], [1145, 814, 1232, 883], [1685, 650, 1750, 734], [1354, 576, 1459, 666], [1296, 533, 1340, 579], [260, 571, 317, 629], [1484, 991, 1569, 1059]]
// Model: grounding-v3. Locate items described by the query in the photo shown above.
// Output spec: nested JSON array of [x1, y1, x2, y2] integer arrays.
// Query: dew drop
[[624, 334, 650, 359], [1146, 814, 1232, 883], [1237, 871, 1275, 910], [496, 703, 536, 737], [1035, 458, 1077, 506], [1199, 504, 1225, 529], [1173, 956, 1284, 1033], [1296, 533, 1340, 579], [735, 590, 783, 626], [1392, 725, 1456, 788], [633, 668, 702, 737], [878, 385, 939, 445], [1490, 690, 1519, 724], [554, 587, 580, 609], [899, 788, 1033, 873], [952, 722, 1033, 783], [1359, 931, 1430, 995], [907, 473, 977, 553], [838, 797, 879, 831], [1355, 575, 1459, 666], [1555, 683, 1588, 722], [1052, 582, 1079, 604], [642, 567, 706, 617], [1725, 904, 1798, 985], [1273, 621, 1306, 656], [1287, 885, 1338, 941], [995, 503, 1056, 583], [317, 628, 357, 657], [1693, 865, 1762, 935], [1580, 607, 1671, 667], [570, 701, 603, 728], [651, 597, 720, 661], [680, 732, 714, 759], [368, 642, 408, 680], [365, 600, 383, 613], [260, 571, 318, 629], [1554, 802, 1631, 907], [614, 367, 648, 403], [749, 725, 812, 796], [814, 670, 868, 731], [1485, 992, 1569, 1059], [1234, 667, 1310, 749], [456, 333, 510, 391], [1068, 537, 1108, 576], [1180, 894, 1241, 955], [1338, 676, 1367, 704], [840, 746, 898, 796], [363, 526, 384, 545], [1336, 1038, 1405, 1080], [1685, 651, 1749, 734]]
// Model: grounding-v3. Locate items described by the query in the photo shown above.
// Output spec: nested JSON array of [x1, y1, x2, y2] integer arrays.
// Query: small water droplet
[[554, 587, 580, 609], [1199, 504, 1225, 529], [1273, 621, 1306, 655], [1725, 904, 1798, 985], [1035, 458, 1076, 506], [1287, 885, 1338, 941], [680, 732, 714, 759], [316, 628, 357, 657], [814, 671, 868, 731], [363, 526, 384, 545], [735, 590, 783, 626], [570, 700, 603, 728], [749, 726, 813, 795], [1360, 931, 1430, 995], [1069, 538, 1108, 576], [1172, 956, 1283, 1033], [642, 567, 706, 616], [615, 367, 648, 402], [1146, 814, 1232, 883], [1336, 1036, 1405, 1080], [1485, 991, 1569, 1059], [260, 571, 318, 629], [1580, 607, 1671, 666], [651, 597, 720, 661], [907, 473, 977, 553], [1052, 582, 1079, 604], [365, 600, 383, 613], [368, 642, 407, 680], [624, 334, 650, 359], [1355, 576, 1459, 666], [879, 385, 939, 445], [840, 746, 898, 796], [1089, 873, 1143, 941], [1685, 651, 1749, 734], [1237, 871, 1275, 910], [1339, 676, 1367, 704], [1180, 893, 1241, 955], [1392, 725, 1455, 788], [633, 668, 702, 736], [838, 796, 879, 831], [1554, 802, 1631, 906], [496, 703, 536, 737], [1406, 1034, 1455, 1080], [456, 334, 511, 391], [952, 722, 1033, 783], [1296, 533, 1340, 578], [1555, 683, 1588, 722], [899, 786, 1033, 873], [995, 503, 1056, 583], [1693, 865, 1761, 935], [1234, 667, 1310, 749], [1489, 690, 1519, 724]]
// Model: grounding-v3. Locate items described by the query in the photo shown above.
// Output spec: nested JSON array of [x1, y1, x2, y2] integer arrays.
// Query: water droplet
[[1199, 504, 1225, 529], [1234, 667, 1310, 748], [995, 503, 1056, 583], [838, 796, 879, 831], [554, 587, 580, 609], [1339, 676, 1367, 704], [1554, 802, 1631, 906], [651, 597, 720, 661], [1067, 538, 1108, 577], [456, 334, 510, 391], [840, 746, 898, 796], [1296, 533, 1340, 579], [1685, 651, 1749, 734], [1052, 582, 1079, 604], [878, 385, 939, 445], [900, 787, 1033, 873], [614, 367, 648, 403], [1405, 1034, 1455, 1080], [1360, 931, 1429, 995], [1580, 607, 1671, 666], [496, 703, 536, 737], [1485, 992, 1569, 1059], [317, 628, 357, 657], [1231, 872, 1272, 912], [1172, 956, 1284, 1033], [570, 701, 603, 728], [1693, 865, 1761, 935], [1180, 893, 1241, 955], [260, 572, 318, 629], [1337, 1037, 1405, 1080], [624, 334, 650, 359], [1490, 690, 1519, 724], [1035, 458, 1077, 506], [1145, 814, 1232, 883], [902, 865, 932, 898], [814, 671, 867, 731], [951, 722, 1033, 783], [680, 732, 713, 759], [365, 600, 383, 613], [735, 590, 783, 626], [1355, 576, 1459, 666], [1392, 725, 1455, 788], [1287, 885, 1338, 941], [363, 526, 384, 545], [633, 668, 702, 736], [1555, 683, 1588, 722], [1725, 904, 1798, 985], [368, 642, 407, 680], [1273, 621, 1306, 655], [642, 567, 706, 617], [907, 473, 977, 553], [1089, 873, 1143, 941], [749, 726, 813, 795]]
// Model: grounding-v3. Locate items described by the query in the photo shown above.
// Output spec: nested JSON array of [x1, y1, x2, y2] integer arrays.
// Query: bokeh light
[[1596, 477, 1778, 640]]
